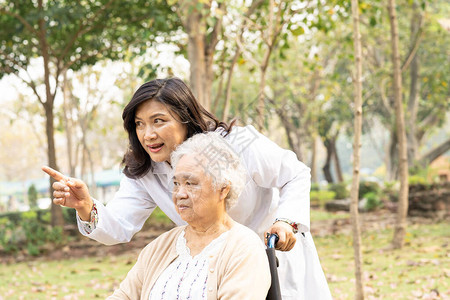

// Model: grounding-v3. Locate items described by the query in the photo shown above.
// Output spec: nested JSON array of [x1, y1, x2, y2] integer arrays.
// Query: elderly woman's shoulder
[[141, 226, 185, 252]]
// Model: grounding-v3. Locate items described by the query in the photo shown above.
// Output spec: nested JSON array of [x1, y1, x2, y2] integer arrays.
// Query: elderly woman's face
[[172, 154, 225, 224], [135, 100, 188, 163]]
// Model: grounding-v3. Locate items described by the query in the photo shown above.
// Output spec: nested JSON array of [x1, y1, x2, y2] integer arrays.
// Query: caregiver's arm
[[43, 166, 156, 245], [229, 126, 311, 250]]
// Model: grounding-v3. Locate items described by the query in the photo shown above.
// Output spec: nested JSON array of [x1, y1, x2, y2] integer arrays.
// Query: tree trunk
[[272, 99, 303, 161], [388, 0, 409, 249], [222, 49, 240, 122], [38, 0, 63, 227], [44, 103, 64, 227], [350, 0, 365, 297], [186, 18, 208, 108], [406, 2, 421, 167], [181, 0, 222, 111], [387, 129, 398, 181], [322, 138, 335, 183], [80, 116, 97, 198], [62, 71, 76, 177], [310, 136, 318, 183], [257, 54, 270, 131], [211, 51, 226, 116], [332, 137, 344, 182]]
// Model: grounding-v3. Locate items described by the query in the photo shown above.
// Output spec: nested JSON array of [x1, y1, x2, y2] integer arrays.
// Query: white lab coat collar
[[151, 161, 172, 175]]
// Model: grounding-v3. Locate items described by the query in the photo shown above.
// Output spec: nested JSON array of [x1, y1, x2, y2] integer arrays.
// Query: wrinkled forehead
[[173, 153, 208, 178]]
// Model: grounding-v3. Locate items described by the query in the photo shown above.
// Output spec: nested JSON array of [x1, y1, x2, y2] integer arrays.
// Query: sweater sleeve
[[106, 244, 150, 299], [107, 227, 182, 299]]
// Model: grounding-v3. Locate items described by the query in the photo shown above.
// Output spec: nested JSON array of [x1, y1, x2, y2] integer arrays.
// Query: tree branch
[[205, 2, 224, 57], [417, 106, 441, 130], [20, 76, 44, 105], [401, 30, 423, 72], [419, 138, 450, 166]]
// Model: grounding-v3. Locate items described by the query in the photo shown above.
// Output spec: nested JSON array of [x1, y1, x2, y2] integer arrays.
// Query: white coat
[[77, 125, 332, 299]]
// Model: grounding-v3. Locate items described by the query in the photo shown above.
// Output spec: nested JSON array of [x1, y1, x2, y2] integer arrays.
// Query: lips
[[176, 202, 190, 210], [147, 143, 164, 153]]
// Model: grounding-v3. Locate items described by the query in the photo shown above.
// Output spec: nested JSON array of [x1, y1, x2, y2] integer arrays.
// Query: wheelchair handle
[[267, 233, 279, 249]]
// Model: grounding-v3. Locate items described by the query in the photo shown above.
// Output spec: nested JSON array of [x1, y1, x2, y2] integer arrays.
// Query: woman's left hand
[[265, 221, 297, 251]]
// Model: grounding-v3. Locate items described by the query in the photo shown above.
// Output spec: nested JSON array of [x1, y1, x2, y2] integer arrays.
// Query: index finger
[[42, 166, 68, 181]]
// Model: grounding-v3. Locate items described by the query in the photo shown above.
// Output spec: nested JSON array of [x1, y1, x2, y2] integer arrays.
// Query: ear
[[219, 182, 231, 201]]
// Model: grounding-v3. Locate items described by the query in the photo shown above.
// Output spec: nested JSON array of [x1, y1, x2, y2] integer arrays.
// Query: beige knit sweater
[[107, 222, 271, 300]]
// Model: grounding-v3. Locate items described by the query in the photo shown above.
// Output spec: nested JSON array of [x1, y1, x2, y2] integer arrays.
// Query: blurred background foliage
[[0, 0, 448, 251]]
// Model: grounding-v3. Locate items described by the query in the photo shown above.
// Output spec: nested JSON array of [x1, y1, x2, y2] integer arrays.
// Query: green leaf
[[290, 26, 305, 36]]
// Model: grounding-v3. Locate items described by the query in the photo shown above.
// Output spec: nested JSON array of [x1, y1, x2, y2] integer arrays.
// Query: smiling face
[[135, 100, 188, 163], [172, 154, 228, 225]]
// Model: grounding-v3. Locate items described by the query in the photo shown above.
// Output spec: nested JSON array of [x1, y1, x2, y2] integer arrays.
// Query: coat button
[[210, 268, 214, 272], [208, 287, 213, 292]]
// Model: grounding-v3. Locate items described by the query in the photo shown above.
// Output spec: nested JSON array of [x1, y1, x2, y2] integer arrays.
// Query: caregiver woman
[[42, 77, 332, 299]]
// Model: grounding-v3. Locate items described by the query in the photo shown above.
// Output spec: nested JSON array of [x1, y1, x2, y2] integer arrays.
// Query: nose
[[173, 185, 188, 200], [144, 125, 157, 140]]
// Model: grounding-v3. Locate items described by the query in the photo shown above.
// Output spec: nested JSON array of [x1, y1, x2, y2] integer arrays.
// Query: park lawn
[[0, 253, 139, 299], [318, 221, 449, 299], [311, 209, 349, 221], [0, 221, 448, 299]]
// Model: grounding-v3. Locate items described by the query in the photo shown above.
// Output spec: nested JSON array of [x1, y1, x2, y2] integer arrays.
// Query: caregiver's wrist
[[78, 199, 94, 221], [274, 218, 299, 234]]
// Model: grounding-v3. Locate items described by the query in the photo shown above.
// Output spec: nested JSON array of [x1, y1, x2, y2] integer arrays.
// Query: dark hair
[[121, 77, 234, 178]]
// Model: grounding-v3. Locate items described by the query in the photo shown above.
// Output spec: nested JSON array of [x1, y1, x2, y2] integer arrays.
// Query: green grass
[[143, 207, 175, 227], [311, 208, 349, 221], [317, 221, 450, 299], [0, 221, 448, 299], [0, 254, 138, 299]]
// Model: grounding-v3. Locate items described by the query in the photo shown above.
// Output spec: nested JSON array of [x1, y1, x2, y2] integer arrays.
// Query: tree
[[319, 117, 342, 184], [172, 0, 225, 110], [28, 184, 38, 210], [412, 1, 450, 167], [219, 0, 264, 122], [263, 1, 352, 180], [359, 0, 449, 179], [0, 94, 46, 182], [0, 0, 174, 226], [405, 1, 423, 167], [387, 0, 409, 249], [236, 0, 304, 131], [350, 0, 365, 298], [266, 39, 328, 163]]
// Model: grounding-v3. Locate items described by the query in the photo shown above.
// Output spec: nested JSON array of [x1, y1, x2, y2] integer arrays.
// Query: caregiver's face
[[135, 100, 188, 163]]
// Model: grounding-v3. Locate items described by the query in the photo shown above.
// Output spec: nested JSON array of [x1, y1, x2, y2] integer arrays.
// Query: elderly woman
[[107, 132, 271, 299]]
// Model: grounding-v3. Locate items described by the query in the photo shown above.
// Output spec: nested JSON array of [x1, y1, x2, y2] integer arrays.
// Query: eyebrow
[[173, 173, 199, 181], [135, 112, 167, 120]]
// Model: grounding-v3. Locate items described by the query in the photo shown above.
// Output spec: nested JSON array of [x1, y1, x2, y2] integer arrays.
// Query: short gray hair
[[171, 132, 246, 210]]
